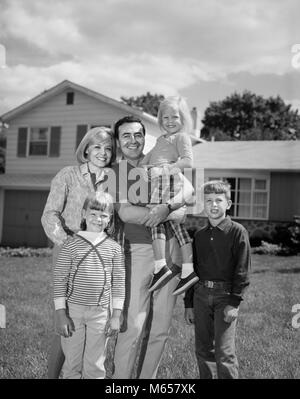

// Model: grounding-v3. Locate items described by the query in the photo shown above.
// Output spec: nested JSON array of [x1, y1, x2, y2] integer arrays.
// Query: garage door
[[2, 190, 49, 248]]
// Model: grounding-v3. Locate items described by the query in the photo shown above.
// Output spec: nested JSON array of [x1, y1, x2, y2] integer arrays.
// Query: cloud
[[1, 0, 82, 56], [2, 0, 299, 76], [0, 54, 211, 114], [1, 0, 300, 115]]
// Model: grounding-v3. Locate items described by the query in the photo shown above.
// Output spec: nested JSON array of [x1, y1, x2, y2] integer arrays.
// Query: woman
[[41, 126, 116, 378]]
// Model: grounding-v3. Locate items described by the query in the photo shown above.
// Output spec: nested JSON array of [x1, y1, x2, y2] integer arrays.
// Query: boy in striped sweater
[[53, 192, 125, 379]]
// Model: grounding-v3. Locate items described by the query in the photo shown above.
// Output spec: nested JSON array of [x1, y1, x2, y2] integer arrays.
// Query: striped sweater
[[53, 233, 125, 310]]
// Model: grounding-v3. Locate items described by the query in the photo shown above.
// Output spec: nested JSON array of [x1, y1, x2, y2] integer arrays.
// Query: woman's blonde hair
[[157, 96, 193, 134], [75, 126, 116, 165]]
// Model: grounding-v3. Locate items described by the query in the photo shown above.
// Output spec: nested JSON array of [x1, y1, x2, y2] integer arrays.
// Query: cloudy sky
[[0, 0, 300, 121]]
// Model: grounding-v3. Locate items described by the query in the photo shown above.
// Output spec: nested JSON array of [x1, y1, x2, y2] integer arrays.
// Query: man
[[112, 116, 190, 379]]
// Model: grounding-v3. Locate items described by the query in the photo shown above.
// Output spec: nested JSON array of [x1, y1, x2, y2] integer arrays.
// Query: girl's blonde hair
[[81, 191, 115, 235], [75, 126, 116, 165], [157, 96, 193, 134]]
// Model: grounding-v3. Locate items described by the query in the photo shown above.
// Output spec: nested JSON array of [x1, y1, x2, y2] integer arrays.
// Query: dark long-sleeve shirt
[[184, 216, 251, 308]]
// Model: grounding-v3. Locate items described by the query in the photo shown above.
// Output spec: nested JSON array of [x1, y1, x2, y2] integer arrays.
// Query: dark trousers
[[193, 284, 239, 379]]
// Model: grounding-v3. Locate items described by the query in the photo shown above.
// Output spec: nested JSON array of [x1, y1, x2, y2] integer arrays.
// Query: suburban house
[[0, 79, 299, 247]]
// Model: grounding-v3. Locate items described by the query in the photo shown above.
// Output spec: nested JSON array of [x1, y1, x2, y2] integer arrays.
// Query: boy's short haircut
[[202, 180, 231, 200], [114, 115, 146, 139]]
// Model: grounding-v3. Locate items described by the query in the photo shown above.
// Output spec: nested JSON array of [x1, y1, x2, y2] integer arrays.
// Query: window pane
[[253, 206, 267, 218], [226, 178, 236, 190], [254, 192, 267, 205], [29, 142, 48, 155], [238, 178, 251, 190], [237, 191, 251, 203], [230, 190, 235, 203], [29, 127, 48, 155], [30, 127, 48, 141], [227, 207, 234, 217], [236, 204, 251, 218], [255, 179, 266, 190]]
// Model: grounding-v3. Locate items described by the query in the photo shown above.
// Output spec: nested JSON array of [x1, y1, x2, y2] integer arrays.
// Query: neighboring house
[[187, 140, 300, 236], [0, 80, 168, 247]]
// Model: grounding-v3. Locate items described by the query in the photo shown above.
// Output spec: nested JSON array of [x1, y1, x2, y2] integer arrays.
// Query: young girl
[[41, 126, 116, 378], [53, 192, 125, 379], [142, 96, 199, 296]]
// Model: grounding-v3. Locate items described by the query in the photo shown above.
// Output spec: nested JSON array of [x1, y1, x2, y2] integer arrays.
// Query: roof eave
[[0, 79, 158, 124]]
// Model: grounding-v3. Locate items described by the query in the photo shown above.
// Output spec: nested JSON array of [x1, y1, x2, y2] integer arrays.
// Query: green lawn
[[0, 254, 299, 379]]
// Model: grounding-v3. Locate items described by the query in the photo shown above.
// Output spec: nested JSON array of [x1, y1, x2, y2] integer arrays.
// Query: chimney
[[190, 107, 201, 138]]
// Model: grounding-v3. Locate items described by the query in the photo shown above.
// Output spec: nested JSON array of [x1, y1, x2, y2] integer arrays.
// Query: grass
[[0, 254, 299, 379]]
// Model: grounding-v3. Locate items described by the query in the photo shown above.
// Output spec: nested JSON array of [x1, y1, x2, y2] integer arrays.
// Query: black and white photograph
[[0, 0, 299, 383]]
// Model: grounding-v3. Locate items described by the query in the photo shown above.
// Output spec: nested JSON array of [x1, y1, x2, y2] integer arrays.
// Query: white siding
[[6, 89, 160, 174]]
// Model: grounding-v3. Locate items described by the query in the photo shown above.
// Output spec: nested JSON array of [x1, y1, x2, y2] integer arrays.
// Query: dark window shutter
[[49, 126, 61, 157], [17, 127, 28, 157], [76, 125, 88, 150]]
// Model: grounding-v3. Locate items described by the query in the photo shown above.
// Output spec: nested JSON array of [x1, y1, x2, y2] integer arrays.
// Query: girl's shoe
[[148, 265, 172, 292], [172, 272, 199, 296]]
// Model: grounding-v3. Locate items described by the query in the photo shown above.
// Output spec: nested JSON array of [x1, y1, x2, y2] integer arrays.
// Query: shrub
[[272, 223, 300, 254], [0, 247, 52, 257], [252, 241, 282, 255], [250, 229, 272, 247]]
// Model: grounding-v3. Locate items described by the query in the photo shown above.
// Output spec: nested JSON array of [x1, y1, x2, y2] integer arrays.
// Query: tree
[[201, 91, 300, 140], [121, 92, 165, 117]]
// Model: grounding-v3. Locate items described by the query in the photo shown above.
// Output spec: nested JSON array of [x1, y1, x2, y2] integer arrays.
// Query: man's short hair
[[202, 180, 231, 200], [114, 115, 146, 140]]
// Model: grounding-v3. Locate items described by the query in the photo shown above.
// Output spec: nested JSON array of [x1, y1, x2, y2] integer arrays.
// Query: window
[[17, 126, 61, 157], [66, 92, 74, 105], [29, 127, 49, 156], [208, 176, 269, 219]]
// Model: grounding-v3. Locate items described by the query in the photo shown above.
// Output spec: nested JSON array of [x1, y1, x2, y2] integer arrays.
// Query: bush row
[[249, 223, 300, 255], [0, 247, 53, 257]]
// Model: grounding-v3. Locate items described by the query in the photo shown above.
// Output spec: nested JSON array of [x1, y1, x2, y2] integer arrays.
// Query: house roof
[[192, 140, 300, 171], [0, 174, 54, 188], [0, 80, 158, 124]]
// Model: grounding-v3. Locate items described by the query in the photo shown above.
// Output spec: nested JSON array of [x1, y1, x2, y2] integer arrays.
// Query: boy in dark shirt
[[184, 180, 251, 379]]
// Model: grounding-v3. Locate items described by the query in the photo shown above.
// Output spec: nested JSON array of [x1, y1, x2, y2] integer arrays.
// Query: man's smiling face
[[117, 122, 145, 162]]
